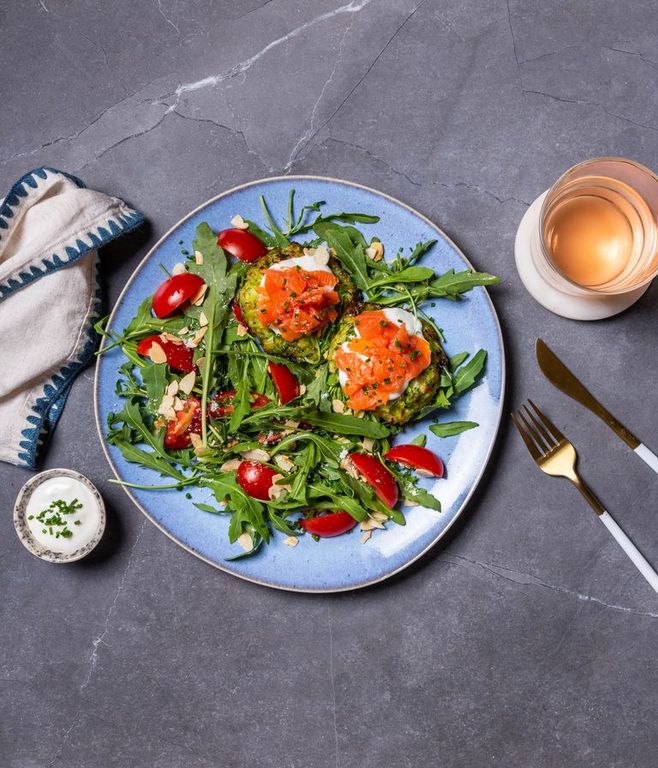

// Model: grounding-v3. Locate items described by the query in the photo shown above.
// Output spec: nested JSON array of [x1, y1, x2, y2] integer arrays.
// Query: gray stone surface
[[1, 0, 658, 765]]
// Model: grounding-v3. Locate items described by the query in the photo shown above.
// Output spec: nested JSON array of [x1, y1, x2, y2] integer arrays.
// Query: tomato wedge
[[237, 461, 277, 500], [136, 335, 194, 373], [267, 362, 299, 404], [209, 390, 270, 418], [218, 228, 268, 263], [300, 512, 357, 538], [384, 445, 444, 478], [152, 273, 205, 318], [164, 397, 201, 450], [348, 453, 399, 508]]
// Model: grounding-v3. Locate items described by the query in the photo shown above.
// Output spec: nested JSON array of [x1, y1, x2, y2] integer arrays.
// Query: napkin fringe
[[0, 166, 144, 300], [17, 269, 102, 467], [1, 166, 145, 467]]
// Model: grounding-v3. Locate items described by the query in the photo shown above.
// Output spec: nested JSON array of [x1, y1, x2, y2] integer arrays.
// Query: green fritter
[[236, 242, 358, 364], [326, 307, 448, 426]]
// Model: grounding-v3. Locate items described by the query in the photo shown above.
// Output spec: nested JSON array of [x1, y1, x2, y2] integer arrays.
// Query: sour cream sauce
[[25, 475, 102, 554]]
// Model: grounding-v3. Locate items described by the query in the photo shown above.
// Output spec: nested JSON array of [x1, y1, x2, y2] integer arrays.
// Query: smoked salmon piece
[[257, 267, 340, 341], [334, 310, 431, 411]]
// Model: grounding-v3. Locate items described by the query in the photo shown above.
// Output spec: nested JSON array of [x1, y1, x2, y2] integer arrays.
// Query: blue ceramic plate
[[95, 177, 505, 592]]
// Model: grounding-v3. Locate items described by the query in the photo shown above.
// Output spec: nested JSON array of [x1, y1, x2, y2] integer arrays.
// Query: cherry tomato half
[[348, 453, 399, 508], [384, 445, 444, 478], [152, 273, 205, 318], [164, 397, 201, 450], [300, 511, 357, 538], [208, 390, 271, 418], [267, 361, 300, 405], [136, 335, 194, 373], [218, 228, 268, 263], [237, 461, 277, 501]]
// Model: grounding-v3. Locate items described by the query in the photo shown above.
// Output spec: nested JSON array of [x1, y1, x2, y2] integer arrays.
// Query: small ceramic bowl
[[13, 468, 106, 563]]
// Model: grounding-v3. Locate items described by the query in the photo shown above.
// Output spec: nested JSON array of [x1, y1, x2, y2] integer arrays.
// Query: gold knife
[[536, 338, 658, 474]]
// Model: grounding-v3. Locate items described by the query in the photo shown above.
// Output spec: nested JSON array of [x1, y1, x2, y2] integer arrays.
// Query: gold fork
[[512, 399, 658, 595]]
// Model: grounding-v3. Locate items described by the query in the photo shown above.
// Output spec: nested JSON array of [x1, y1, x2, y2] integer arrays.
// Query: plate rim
[[94, 174, 506, 593]]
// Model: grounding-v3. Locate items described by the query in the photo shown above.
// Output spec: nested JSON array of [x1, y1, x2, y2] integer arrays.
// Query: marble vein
[[446, 554, 658, 618]]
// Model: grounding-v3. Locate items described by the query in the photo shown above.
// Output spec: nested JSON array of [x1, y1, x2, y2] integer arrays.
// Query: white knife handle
[[634, 443, 658, 476], [599, 511, 658, 594]]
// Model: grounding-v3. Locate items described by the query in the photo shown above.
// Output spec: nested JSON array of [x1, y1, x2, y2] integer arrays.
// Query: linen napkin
[[0, 167, 144, 468]]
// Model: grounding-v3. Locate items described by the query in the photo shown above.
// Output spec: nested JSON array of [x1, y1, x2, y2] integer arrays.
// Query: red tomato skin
[[152, 273, 205, 318], [300, 512, 357, 538], [164, 397, 201, 450], [348, 453, 399, 508], [208, 390, 271, 418], [237, 461, 277, 501], [232, 301, 246, 324], [218, 228, 268, 263], [384, 445, 444, 478], [267, 362, 300, 404], [136, 335, 194, 373]]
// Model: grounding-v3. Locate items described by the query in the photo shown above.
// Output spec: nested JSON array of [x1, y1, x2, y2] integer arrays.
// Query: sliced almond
[[172, 262, 187, 275], [361, 530, 372, 544], [199, 311, 209, 328], [178, 371, 196, 395], [236, 323, 248, 337], [189, 433, 205, 454], [365, 241, 384, 261], [298, 384, 307, 395], [148, 342, 167, 364], [220, 458, 242, 472], [402, 498, 416, 507], [160, 332, 183, 345], [189, 326, 207, 347], [195, 356, 206, 369], [284, 536, 298, 548], [361, 437, 375, 452], [371, 511, 389, 523], [268, 475, 291, 500], [336, 436, 351, 445], [230, 214, 249, 230], [415, 468, 436, 478], [178, 326, 189, 336], [173, 396, 185, 411], [340, 456, 359, 479], [238, 532, 253, 551], [274, 454, 295, 472], [166, 380, 179, 397], [157, 394, 175, 415], [332, 398, 345, 414], [241, 448, 270, 462], [194, 250, 203, 265], [283, 419, 300, 429], [191, 283, 208, 306]]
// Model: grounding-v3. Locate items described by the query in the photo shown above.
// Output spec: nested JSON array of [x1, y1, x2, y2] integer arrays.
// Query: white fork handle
[[634, 443, 658, 476], [599, 511, 658, 594]]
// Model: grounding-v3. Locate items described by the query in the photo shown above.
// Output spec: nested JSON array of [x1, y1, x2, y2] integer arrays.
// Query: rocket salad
[[98, 192, 498, 558]]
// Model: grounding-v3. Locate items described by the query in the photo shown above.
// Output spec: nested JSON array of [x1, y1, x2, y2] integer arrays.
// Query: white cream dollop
[[25, 476, 101, 554], [337, 308, 426, 403]]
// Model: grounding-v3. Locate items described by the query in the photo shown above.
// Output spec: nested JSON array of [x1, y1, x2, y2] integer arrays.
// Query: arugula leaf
[[427, 269, 500, 299], [259, 195, 289, 248], [300, 411, 392, 438], [141, 362, 166, 413], [410, 433, 427, 447], [430, 421, 479, 438], [368, 266, 435, 287], [453, 349, 487, 394], [314, 221, 370, 291], [109, 440, 187, 482]]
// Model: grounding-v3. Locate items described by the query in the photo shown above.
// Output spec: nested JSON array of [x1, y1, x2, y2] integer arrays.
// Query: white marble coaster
[[514, 191, 649, 320]]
